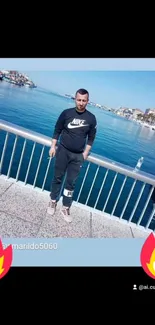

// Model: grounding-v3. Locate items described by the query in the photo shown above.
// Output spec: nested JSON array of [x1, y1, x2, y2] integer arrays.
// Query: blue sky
[[21, 70, 155, 112]]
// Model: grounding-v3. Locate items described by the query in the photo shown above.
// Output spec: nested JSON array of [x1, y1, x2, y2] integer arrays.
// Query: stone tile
[[0, 212, 39, 237], [0, 181, 50, 225], [91, 212, 133, 238], [0, 175, 14, 196], [37, 202, 91, 238], [0, 175, 152, 239], [130, 227, 152, 238]]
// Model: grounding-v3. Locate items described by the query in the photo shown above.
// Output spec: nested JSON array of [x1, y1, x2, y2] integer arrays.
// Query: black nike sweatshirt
[[52, 107, 97, 153]]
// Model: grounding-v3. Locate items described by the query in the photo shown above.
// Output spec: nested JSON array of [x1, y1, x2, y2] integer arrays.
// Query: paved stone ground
[[0, 175, 153, 238]]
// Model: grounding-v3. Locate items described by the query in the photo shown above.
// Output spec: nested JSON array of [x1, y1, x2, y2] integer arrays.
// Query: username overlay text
[[2, 242, 58, 250]]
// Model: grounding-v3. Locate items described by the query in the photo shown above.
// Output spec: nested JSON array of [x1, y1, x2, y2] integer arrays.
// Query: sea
[[0, 81, 155, 230]]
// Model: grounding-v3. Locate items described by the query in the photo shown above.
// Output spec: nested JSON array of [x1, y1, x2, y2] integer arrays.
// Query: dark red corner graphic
[[140, 232, 155, 280], [0, 239, 13, 279]]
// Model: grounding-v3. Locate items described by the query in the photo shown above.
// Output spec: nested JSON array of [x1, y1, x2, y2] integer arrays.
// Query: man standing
[[47, 88, 97, 222]]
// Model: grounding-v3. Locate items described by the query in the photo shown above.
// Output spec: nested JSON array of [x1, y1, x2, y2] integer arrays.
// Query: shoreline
[[0, 70, 37, 88]]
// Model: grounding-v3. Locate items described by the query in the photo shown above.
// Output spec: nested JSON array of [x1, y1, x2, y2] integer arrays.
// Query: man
[[47, 88, 97, 222]]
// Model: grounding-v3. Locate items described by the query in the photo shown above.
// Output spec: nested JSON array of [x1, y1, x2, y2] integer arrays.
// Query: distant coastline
[[1, 73, 155, 131], [0, 70, 37, 88]]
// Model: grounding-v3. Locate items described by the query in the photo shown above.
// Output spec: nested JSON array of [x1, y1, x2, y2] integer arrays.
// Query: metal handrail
[[1, 118, 155, 230], [0, 119, 51, 146], [1, 118, 155, 186]]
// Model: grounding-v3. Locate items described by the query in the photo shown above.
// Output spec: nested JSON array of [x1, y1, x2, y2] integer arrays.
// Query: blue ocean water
[[0, 81, 155, 229]]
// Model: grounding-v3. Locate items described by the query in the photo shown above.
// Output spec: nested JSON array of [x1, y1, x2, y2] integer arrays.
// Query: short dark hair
[[75, 88, 89, 98]]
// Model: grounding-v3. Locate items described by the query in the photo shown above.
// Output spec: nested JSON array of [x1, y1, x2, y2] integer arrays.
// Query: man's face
[[75, 92, 89, 111]]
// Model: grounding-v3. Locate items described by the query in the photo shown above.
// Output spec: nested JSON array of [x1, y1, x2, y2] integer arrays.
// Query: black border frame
[[0, 266, 155, 300]]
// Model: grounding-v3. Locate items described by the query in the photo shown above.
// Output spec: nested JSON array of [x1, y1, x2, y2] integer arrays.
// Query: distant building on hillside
[[145, 108, 155, 115], [132, 108, 144, 118], [1, 70, 9, 74]]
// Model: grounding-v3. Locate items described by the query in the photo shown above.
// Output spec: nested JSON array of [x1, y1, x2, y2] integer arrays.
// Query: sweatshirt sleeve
[[87, 116, 97, 146], [52, 110, 66, 140]]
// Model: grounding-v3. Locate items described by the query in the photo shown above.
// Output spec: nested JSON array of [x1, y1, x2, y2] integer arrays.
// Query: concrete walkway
[[0, 174, 153, 238]]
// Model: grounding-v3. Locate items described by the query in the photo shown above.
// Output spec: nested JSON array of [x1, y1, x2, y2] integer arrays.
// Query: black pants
[[50, 144, 84, 207]]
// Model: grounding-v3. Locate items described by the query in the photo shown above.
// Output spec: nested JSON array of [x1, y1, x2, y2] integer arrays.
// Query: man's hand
[[49, 146, 56, 158], [83, 145, 92, 160], [82, 151, 88, 160]]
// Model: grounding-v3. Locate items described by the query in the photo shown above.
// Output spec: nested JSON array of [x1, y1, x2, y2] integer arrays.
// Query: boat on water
[[24, 81, 37, 88]]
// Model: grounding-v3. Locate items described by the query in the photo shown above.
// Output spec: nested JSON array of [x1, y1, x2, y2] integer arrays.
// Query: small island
[[0, 70, 37, 88]]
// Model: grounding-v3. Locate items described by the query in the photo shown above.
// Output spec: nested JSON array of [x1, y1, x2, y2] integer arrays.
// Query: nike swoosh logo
[[68, 123, 89, 129]]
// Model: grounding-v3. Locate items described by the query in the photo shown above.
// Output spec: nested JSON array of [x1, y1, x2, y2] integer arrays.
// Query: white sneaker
[[47, 200, 57, 216], [61, 207, 72, 223]]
